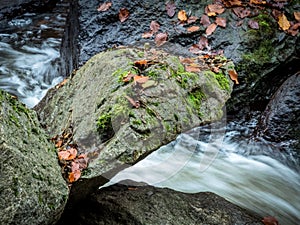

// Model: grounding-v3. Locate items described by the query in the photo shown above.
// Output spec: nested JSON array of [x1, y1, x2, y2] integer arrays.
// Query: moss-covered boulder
[[0, 90, 68, 225], [36, 47, 233, 189]]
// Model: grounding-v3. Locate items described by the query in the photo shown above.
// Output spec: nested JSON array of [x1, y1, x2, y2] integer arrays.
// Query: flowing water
[[0, 6, 67, 108], [102, 115, 300, 225]]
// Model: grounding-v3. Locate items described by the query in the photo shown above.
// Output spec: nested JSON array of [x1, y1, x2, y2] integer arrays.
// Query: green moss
[[97, 113, 112, 131], [173, 71, 198, 88], [112, 67, 138, 83], [204, 71, 230, 91], [188, 89, 206, 117]]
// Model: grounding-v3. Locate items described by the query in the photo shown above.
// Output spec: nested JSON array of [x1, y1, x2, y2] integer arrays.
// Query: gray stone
[[57, 182, 263, 225], [0, 90, 68, 225]]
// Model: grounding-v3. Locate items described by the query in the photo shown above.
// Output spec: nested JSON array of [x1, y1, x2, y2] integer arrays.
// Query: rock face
[[57, 182, 263, 225], [257, 72, 300, 153], [0, 90, 68, 225], [35, 47, 233, 197]]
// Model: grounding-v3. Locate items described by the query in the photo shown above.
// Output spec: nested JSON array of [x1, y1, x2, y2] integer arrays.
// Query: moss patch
[[188, 89, 206, 117], [204, 70, 230, 91]]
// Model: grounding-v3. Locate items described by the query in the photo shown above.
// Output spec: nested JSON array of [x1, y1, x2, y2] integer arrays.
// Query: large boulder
[[35, 46, 234, 198], [57, 182, 263, 225], [0, 90, 68, 225]]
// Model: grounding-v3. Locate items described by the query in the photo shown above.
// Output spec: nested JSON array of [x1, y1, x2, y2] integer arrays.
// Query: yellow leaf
[[278, 13, 290, 31], [178, 10, 188, 22]]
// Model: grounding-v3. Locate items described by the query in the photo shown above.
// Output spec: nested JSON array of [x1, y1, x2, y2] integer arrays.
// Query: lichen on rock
[[35, 47, 234, 182]]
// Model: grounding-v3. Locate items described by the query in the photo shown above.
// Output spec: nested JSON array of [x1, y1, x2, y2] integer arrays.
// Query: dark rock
[[57, 182, 263, 225], [257, 72, 300, 153], [0, 90, 69, 225]]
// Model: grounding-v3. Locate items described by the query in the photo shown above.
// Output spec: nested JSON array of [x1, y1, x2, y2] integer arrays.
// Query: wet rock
[[76, 0, 300, 116], [0, 90, 68, 225], [57, 182, 263, 225], [257, 72, 300, 153], [35, 47, 233, 201]]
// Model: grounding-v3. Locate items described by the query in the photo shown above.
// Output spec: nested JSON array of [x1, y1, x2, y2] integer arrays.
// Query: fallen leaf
[[180, 57, 195, 64], [185, 64, 201, 72], [228, 69, 239, 84], [248, 20, 259, 29], [207, 4, 225, 16], [287, 22, 300, 36], [222, 0, 242, 7], [71, 161, 80, 172], [200, 14, 211, 27], [206, 23, 217, 36], [58, 148, 77, 161], [178, 10, 188, 22], [142, 31, 153, 38], [134, 75, 149, 84], [189, 44, 202, 54], [278, 13, 290, 31], [97, 2, 112, 12], [134, 59, 148, 68], [215, 17, 227, 28], [68, 170, 81, 183], [125, 95, 140, 108], [262, 216, 279, 225], [187, 16, 198, 24], [150, 21, 160, 33], [198, 36, 209, 49], [119, 8, 129, 22], [294, 12, 300, 22], [122, 72, 135, 82], [166, 2, 176, 17], [55, 78, 68, 89], [187, 26, 200, 32], [155, 32, 168, 46], [55, 139, 63, 148], [232, 7, 251, 19], [250, 0, 266, 4]]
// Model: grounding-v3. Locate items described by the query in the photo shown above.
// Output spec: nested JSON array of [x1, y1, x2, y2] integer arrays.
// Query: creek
[[1, 4, 299, 225]]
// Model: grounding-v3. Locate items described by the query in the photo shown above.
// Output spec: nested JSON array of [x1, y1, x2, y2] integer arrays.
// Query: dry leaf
[[134, 76, 149, 84], [119, 8, 129, 22], [215, 17, 226, 28], [200, 14, 211, 27], [178, 10, 188, 22], [142, 31, 153, 38], [287, 22, 300, 36], [232, 7, 251, 19], [150, 21, 160, 33], [155, 32, 168, 46], [71, 161, 80, 172], [207, 4, 225, 16], [180, 57, 195, 64], [185, 65, 201, 72], [166, 2, 176, 17], [189, 44, 202, 54], [125, 95, 140, 108], [262, 216, 279, 225], [187, 26, 200, 32], [278, 13, 290, 31], [228, 69, 239, 84], [198, 36, 209, 49], [122, 72, 135, 82], [248, 20, 259, 29], [55, 139, 63, 148], [222, 0, 242, 7], [97, 2, 112, 12], [294, 12, 300, 22], [206, 23, 217, 36], [250, 0, 266, 4], [187, 16, 198, 24], [68, 170, 81, 183]]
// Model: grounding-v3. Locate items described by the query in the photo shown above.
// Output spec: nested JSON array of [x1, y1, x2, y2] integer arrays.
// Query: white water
[[102, 125, 300, 225], [0, 40, 63, 108]]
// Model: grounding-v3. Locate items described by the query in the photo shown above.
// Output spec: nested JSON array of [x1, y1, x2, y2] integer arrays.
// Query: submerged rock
[[57, 182, 263, 225], [35, 47, 233, 200], [0, 90, 68, 225]]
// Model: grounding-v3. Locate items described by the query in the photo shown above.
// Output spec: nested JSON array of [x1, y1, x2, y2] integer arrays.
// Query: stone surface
[[57, 182, 263, 225], [0, 90, 68, 225], [35, 47, 233, 200]]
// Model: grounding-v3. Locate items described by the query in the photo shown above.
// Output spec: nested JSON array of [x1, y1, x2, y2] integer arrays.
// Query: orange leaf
[[187, 16, 198, 24], [222, 0, 242, 7], [215, 17, 226, 28], [134, 75, 149, 84], [155, 32, 168, 46], [58, 151, 70, 161], [250, 0, 266, 4], [187, 26, 200, 32], [142, 31, 153, 38], [228, 69, 239, 84], [66, 148, 77, 160], [119, 8, 129, 22], [150, 21, 160, 33], [134, 59, 148, 67], [178, 10, 188, 22], [294, 12, 300, 22], [55, 139, 63, 148], [185, 65, 201, 73], [206, 23, 217, 36], [262, 216, 279, 225], [278, 13, 290, 31], [207, 4, 225, 16], [97, 2, 112, 12], [68, 170, 81, 183]]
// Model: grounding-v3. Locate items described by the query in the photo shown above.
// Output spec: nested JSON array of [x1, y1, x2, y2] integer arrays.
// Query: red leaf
[[155, 32, 168, 46], [166, 2, 176, 17], [262, 216, 279, 225], [150, 21, 160, 33], [119, 8, 129, 22], [206, 23, 217, 36], [215, 17, 227, 28], [200, 15, 211, 27], [248, 20, 259, 29], [97, 2, 112, 12]]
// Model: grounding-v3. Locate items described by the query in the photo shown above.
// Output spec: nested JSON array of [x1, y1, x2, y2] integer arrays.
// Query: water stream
[[102, 116, 300, 225]]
